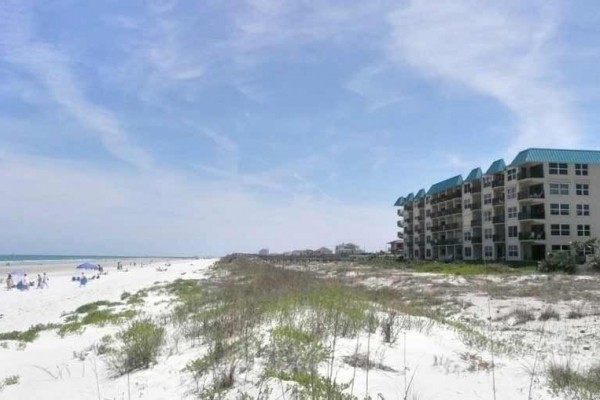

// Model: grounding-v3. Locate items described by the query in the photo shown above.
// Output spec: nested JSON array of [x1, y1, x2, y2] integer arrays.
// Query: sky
[[1, 0, 600, 256]]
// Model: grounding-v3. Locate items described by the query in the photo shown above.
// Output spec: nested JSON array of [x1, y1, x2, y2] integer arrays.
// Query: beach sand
[[0, 258, 216, 399]]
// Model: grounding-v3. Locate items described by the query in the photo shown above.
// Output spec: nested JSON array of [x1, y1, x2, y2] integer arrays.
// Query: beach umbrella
[[76, 262, 99, 270]]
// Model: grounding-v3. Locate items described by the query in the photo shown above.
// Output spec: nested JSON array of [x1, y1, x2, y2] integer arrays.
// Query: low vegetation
[[109, 318, 165, 375], [0, 375, 20, 391], [547, 361, 600, 399]]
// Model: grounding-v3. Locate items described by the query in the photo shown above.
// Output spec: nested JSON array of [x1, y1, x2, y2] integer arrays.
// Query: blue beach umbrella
[[76, 262, 99, 270]]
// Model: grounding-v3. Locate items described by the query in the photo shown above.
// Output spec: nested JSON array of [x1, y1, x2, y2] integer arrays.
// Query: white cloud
[[0, 1, 153, 170], [387, 0, 580, 153], [0, 151, 393, 255]]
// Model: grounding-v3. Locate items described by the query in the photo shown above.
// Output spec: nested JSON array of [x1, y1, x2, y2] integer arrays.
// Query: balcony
[[492, 234, 505, 242], [517, 191, 545, 201], [405, 218, 412, 225], [519, 231, 546, 241], [405, 229, 414, 235], [471, 186, 482, 194], [434, 238, 462, 246], [492, 215, 505, 224], [518, 211, 545, 220], [471, 236, 482, 244], [397, 221, 404, 228], [397, 232, 404, 239], [518, 170, 544, 180], [471, 203, 482, 211], [397, 209, 404, 217], [431, 223, 460, 232], [492, 196, 505, 206], [492, 179, 505, 188], [471, 219, 482, 227]]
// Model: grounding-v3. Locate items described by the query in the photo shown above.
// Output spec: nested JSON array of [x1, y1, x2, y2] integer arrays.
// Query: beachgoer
[[6, 274, 14, 290], [80, 273, 88, 287], [22, 274, 30, 290], [42, 272, 49, 288], [37, 274, 42, 289]]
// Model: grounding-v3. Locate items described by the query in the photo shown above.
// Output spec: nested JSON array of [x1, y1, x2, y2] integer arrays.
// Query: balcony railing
[[471, 187, 482, 194], [431, 223, 460, 232], [492, 234, 505, 242], [471, 219, 482, 227], [517, 191, 545, 201], [492, 215, 505, 224], [397, 209, 404, 217], [397, 232, 404, 239], [518, 211, 545, 220], [518, 170, 544, 180], [492, 196, 505, 206], [471, 203, 482, 210], [471, 236, 482, 243], [492, 179, 505, 188], [405, 229, 413, 235], [434, 238, 462, 246], [519, 232, 545, 241]]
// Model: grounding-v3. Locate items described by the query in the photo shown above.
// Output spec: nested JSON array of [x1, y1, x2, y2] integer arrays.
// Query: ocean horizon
[[0, 254, 190, 263]]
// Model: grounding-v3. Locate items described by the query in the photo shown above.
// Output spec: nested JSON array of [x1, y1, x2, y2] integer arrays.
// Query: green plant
[[74, 300, 120, 314], [537, 251, 576, 273], [110, 318, 165, 375], [547, 361, 600, 399], [539, 306, 560, 321], [0, 323, 60, 342]]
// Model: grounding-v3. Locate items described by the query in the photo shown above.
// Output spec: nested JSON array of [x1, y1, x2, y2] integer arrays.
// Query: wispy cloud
[[0, 1, 153, 170], [387, 0, 579, 153]]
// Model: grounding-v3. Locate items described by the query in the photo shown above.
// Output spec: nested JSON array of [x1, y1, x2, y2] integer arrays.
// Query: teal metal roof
[[394, 196, 405, 206], [405, 192, 414, 202], [464, 168, 482, 183], [426, 175, 463, 195], [485, 159, 506, 175], [414, 189, 426, 200], [510, 148, 600, 167]]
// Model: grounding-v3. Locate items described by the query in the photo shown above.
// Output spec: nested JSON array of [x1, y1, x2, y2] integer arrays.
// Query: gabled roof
[[510, 148, 600, 167], [427, 175, 463, 195], [485, 159, 506, 175], [414, 189, 426, 200], [464, 168, 482, 183], [405, 192, 414, 202], [394, 196, 405, 206]]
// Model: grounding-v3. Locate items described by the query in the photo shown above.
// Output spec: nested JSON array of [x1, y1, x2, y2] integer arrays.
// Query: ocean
[[0, 254, 141, 263]]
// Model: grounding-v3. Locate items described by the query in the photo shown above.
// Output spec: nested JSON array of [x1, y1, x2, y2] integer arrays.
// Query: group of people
[[5, 272, 49, 290]]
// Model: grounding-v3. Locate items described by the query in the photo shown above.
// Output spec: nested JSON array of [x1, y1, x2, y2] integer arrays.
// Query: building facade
[[394, 148, 600, 261]]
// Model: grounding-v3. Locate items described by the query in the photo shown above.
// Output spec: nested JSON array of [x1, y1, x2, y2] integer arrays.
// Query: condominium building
[[394, 148, 600, 261]]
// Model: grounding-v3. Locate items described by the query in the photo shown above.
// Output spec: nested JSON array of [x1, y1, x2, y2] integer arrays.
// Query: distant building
[[388, 239, 404, 255], [335, 243, 363, 255], [258, 248, 269, 256], [315, 247, 333, 255]]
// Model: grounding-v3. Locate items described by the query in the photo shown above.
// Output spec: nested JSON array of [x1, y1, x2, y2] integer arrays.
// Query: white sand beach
[[0, 258, 216, 400]]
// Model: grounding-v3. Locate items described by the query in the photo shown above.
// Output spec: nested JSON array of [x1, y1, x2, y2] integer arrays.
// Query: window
[[577, 224, 591, 237], [549, 183, 569, 195], [576, 184, 589, 196], [464, 231, 471, 241], [484, 210, 492, 222], [507, 187, 517, 200], [507, 169, 517, 181], [464, 247, 472, 257], [550, 203, 569, 216], [483, 177, 491, 187], [426, 249, 431, 258], [484, 228, 493, 240], [483, 193, 492, 205], [575, 164, 588, 176], [484, 246, 493, 258], [576, 204, 590, 216], [551, 224, 570, 236], [552, 245, 570, 252], [549, 162, 568, 175], [463, 198, 471, 209], [426, 235, 431, 243], [508, 206, 518, 219], [508, 245, 518, 257], [508, 226, 518, 238], [464, 183, 471, 193]]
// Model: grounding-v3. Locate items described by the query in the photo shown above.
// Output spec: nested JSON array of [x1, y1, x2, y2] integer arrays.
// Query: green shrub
[[538, 251, 576, 274], [110, 319, 165, 375], [75, 300, 120, 314], [547, 361, 600, 399], [0, 323, 60, 342], [539, 306, 560, 321]]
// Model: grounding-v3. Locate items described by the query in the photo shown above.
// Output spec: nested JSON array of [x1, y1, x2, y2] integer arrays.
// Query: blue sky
[[1, 0, 600, 256]]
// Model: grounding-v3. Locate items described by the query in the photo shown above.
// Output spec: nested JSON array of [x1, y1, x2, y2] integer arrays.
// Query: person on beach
[[37, 274, 43, 289], [42, 272, 49, 288], [80, 273, 88, 287], [6, 274, 14, 290]]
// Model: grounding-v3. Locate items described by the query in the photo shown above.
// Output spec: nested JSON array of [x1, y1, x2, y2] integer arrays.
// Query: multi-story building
[[394, 148, 600, 261]]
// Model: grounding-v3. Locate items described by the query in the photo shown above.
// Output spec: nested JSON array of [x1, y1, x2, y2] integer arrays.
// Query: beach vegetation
[[547, 361, 600, 399], [0, 323, 60, 342], [74, 300, 121, 314], [0, 375, 20, 391], [109, 318, 165, 375]]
